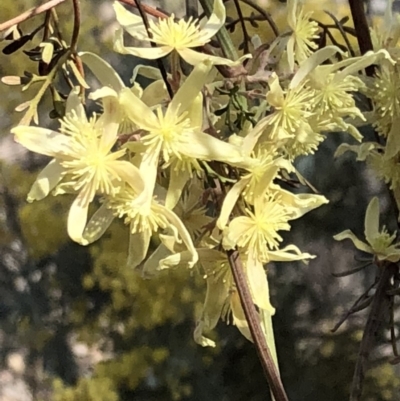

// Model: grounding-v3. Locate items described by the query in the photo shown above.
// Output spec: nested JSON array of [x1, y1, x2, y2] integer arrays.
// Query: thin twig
[[226, 249, 289, 401], [134, 0, 173, 99], [70, 0, 80, 54], [240, 0, 279, 37], [233, 0, 250, 53], [118, 0, 168, 19], [350, 263, 397, 401], [324, 10, 356, 57], [0, 0, 67, 32], [348, 0, 374, 75]]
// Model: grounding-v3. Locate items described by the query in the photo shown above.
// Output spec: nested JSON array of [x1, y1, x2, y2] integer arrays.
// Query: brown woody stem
[[226, 249, 289, 401]]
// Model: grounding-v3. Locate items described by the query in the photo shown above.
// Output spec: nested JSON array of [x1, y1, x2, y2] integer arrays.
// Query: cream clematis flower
[[334, 197, 400, 262], [120, 60, 246, 210], [286, 0, 319, 72], [113, 0, 249, 66], [11, 90, 144, 244], [105, 185, 198, 269], [79, 52, 168, 135], [222, 190, 325, 313]]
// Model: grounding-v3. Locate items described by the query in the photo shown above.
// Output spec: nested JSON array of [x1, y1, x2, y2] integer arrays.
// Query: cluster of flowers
[[10, 0, 394, 346]]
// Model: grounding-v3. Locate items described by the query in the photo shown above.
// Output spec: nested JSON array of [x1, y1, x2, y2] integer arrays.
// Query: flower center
[[149, 16, 206, 49]]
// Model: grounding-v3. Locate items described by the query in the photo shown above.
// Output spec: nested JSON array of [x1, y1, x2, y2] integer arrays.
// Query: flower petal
[[178, 48, 250, 66], [364, 197, 380, 246], [231, 291, 253, 342], [12, 126, 72, 158], [290, 46, 343, 89], [110, 160, 145, 195], [267, 244, 315, 262], [83, 203, 115, 244], [65, 88, 86, 118], [119, 87, 159, 130], [217, 178, 249, 230], [68, 192, 90, 244], [79, 51, 125, 93], [127, 228, 151, 268], [246, 256, 275, 314], [385, 117, 400, 159], [273, 187, 329, 219], [27, 159, 64, 202], [166, 166, 191, 210], [169, 61, 212, 117], [155, 204, 198, 268], [114, 27, 171, 59], [199, 0, 225, 41], [113, 2, 148, 39], [179, 130, 244, 165], [333, 229, 373, 254]]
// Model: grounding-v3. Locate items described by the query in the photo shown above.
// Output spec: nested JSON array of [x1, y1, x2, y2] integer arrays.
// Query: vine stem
[[226, 249, 289, 401], [70, 0, 80, 54], [349, 263, 396, 401], [0, 0, 67, 32], [0, 0, 167, 34], [134, 0, 173, 99], [347, 0, 374, 75]]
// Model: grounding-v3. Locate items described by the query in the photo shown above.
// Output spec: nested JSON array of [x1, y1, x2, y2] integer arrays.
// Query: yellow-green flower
[[291, 47, 394, 141], [11, 91, 144, 244], [334, 197, 400, 262], [79, 51, 168, 135], [263, 73, 314, 143], [120, 61, 246, 210], [113, 0, 249, 66], [109, 185, 198, 269], [286, 0, 319, 72]]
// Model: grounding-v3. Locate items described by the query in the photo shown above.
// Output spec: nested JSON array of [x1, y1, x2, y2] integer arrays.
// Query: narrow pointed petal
[[27, 159, 64, 202], [110, 160, 145, 194], [290, 46, 343, 89], [260, 309, 280, 372], [83, 204, 115, 244], [186, 93, 204, 129], [141, 80, 168, 107], [385, 117, 400, 159], [199, 258, 231, 331], [12, 126, 72, 157], [79, 51, 125, 92], [179, 131, 244, 165], [142, 243, 172, 278], [155, 204, 198, 268], [113, 2, 148, 39], [286, 36, 295, 73], [231, 291, 253, 342], [267, 244, 315, 262], [169, 61, 212, 117], [273, 187, 329, 219], [199, 0, 225, 41], [65, 88, 86, 118], [119, 87, 159, 130], [68, 193, 90, 244], [333, 230, 373, 254], [217, 178, 249, 230], [246, 256, 275, 314], [178, 48, 250, 66], [166, 167, 191, 210], [335, 49, 393, 81], [364, 197, 380, 245], [114, 27, 171, 59], [127, 229, 151, 268], [194, 321, 216, 347]]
